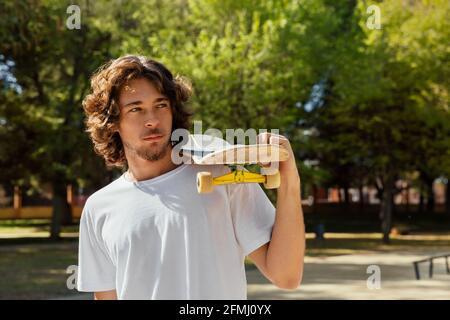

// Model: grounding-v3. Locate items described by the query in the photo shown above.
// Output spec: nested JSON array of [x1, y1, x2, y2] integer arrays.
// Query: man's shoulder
[[83, 174, 127, 212]]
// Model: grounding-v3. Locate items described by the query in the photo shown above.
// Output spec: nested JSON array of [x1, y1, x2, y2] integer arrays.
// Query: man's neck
[[125, 146, 180, 182]]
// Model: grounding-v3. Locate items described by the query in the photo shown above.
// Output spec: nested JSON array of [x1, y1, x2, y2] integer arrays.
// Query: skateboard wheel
[[197, 172, 213, 193], [263, 171, 280, 189]]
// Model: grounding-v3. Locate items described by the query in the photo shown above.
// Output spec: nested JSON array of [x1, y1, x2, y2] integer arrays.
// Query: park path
[[246, 251, 450, 299]]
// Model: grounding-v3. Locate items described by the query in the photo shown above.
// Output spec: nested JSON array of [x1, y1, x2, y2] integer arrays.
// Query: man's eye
[[157, 104, 168, 108], [129, 107, 141, 112]]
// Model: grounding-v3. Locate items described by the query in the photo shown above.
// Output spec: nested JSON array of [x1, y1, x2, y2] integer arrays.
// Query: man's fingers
[[257, 132, 270, 144], [257, 132, 286, 145], [269, 135, 281, 145]]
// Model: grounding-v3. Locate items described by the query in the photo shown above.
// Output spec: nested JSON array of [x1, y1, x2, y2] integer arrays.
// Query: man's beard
[[124, 138, 171, 162]]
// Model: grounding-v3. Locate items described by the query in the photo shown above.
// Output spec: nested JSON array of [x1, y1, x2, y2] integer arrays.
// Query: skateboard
[[180, 134, 290, 193]]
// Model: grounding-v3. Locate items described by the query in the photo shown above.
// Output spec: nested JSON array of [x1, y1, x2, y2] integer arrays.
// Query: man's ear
[[111, 123, 120, 134]]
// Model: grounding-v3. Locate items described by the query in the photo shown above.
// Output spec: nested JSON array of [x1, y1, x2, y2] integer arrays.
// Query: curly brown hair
[[82, 55, 193, 169]]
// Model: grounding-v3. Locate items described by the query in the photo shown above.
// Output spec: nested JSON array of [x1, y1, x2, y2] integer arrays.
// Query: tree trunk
[[359, 184, 364, 214], [419, 186, 424, 214], [446, 181, 450, 215], [405, 186, 410, 214], [312, 184, 318, 215], [426, 179, 435, 214], [391, 188, 396, 216], [50, 180, 72, 240], [379, 181, 394, 244], [344, 185, 350, 205]]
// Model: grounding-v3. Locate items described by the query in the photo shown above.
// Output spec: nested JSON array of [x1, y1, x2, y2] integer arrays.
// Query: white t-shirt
[[77, 163, 275, 299]]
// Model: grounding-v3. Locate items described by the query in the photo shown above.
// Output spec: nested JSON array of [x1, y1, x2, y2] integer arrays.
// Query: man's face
[[117, 77, 173, 162]]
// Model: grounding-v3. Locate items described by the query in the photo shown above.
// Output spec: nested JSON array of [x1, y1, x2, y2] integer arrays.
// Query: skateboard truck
[[197, 165, 281, 193]]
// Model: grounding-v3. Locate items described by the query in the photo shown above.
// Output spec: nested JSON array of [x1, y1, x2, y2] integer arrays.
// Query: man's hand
[[248, 132, 304, 290], [257, 132, 300, 186], [94, 290, 117, 300]]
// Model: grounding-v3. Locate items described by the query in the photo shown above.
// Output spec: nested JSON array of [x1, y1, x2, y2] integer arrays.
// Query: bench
[[412, 254, 450, 280]]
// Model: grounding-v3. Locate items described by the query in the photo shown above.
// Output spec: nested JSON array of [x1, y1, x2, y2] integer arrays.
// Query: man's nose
[[144, 112, 160, 128]]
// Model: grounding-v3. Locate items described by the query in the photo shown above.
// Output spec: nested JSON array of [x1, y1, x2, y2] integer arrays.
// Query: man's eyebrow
[[123, 97, 169, 108], [123, 100, 143, 108], [153, 97, 169, 104]]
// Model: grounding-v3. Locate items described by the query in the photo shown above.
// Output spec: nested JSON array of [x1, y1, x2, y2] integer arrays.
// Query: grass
[[305, 233, 450, 257], [304, 212, 450, 234], [302, 212, 450, 256], [0, 241, 80, 299], [0, 219, 82, 299], [0, 219, 79, 243]]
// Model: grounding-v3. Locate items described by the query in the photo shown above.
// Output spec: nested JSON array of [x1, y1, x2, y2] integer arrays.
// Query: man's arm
[[94, 290, 118, 300], [248, 133, 305, 290]]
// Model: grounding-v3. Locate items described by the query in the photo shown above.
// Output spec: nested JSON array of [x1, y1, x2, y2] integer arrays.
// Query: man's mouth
[[142, 134, 164, 142]]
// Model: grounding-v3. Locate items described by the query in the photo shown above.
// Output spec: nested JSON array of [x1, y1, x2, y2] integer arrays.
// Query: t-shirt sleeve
[[77, 206, 116, 292], [227, 180, 276, 257]]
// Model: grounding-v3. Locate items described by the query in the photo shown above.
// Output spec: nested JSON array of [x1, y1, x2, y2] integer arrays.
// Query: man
[[77, 55, 305, 300]]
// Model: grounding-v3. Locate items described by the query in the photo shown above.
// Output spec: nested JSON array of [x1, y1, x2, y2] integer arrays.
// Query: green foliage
[[0, 0, 448, 202]]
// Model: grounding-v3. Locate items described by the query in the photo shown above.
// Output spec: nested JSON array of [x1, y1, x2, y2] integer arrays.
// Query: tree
[[0, 0, 121, 239], [300, 0, 449, 243]]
